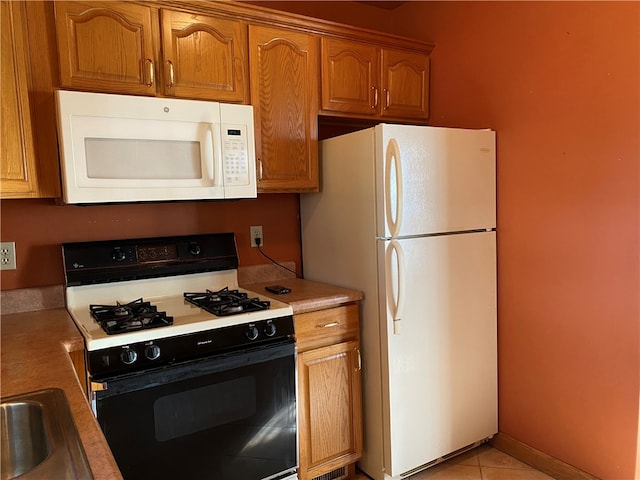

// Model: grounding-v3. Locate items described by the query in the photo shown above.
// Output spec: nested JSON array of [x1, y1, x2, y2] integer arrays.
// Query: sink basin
[[1, 400, 50, 478], [1, 389, 93, 480]]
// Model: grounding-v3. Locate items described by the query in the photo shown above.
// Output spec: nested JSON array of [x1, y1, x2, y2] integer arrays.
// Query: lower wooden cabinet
[[295, 304, 363, 480]]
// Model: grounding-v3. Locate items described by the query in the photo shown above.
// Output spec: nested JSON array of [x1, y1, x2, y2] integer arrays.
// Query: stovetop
[[66, 271, 293, 351], [62, 233, 293, 352]]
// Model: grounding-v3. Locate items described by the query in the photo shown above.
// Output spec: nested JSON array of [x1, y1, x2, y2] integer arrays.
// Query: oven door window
[[95, 341, 296, 480]]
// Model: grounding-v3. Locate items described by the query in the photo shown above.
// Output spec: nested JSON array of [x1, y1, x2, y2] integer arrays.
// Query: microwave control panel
[[221, 125, 249, 186]]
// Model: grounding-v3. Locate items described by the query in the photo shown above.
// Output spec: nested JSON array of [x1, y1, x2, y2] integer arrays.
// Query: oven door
[[93, 340, 297, 480]]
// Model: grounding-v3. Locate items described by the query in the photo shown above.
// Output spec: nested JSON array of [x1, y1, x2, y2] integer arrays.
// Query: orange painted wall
[[0, 195, 301, 290], [392, 2, 639, 479]]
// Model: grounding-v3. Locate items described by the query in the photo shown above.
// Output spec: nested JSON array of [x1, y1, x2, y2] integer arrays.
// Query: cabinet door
[[321, 37, 379, 116], [160, 10, 248, 102], [249, 25, 319, 192], [1, 0, 38, 198], [298, 340, 363, 480], [54, 1, 157, 95], [381, 47, 430, 120]]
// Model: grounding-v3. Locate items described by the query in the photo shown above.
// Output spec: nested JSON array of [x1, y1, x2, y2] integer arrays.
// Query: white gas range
[[63, 232, 298, 480]]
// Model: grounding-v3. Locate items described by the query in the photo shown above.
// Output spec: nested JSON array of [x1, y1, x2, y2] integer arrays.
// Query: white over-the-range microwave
[[55, 90, 257, 204]]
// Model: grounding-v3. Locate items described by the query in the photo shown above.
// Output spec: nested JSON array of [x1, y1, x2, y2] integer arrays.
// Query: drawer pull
[[356, 348, 362, 371], [316, 321, 339, 329]]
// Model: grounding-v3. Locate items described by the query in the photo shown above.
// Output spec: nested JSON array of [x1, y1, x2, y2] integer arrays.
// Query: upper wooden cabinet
[[1, 1, 59, 198], [249, 25, 319, 193], [321, 38, 379, 116], [321, 37, 430, 121], [160, 9, 247, 102], [381, 47, 430, 119], [54, 1, 248, 102], [2, 0, 38, 197]]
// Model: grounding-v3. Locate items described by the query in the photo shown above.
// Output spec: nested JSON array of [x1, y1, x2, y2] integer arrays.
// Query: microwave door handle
[[209, 124, 223, 187]]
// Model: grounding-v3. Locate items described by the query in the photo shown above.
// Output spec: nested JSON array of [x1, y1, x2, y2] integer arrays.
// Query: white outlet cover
[[1, 242, 16, 270]]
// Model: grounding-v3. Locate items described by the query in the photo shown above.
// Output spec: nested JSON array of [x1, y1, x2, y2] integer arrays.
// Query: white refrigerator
[[300, 124, 497, 480]]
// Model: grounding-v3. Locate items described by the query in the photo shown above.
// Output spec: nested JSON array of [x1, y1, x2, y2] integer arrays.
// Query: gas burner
[[184, 287, 270, 317], [90, 298, 173, 335]]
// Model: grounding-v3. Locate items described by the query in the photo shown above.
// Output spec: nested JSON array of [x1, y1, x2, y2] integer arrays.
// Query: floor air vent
[[312, 466, 347, 480]]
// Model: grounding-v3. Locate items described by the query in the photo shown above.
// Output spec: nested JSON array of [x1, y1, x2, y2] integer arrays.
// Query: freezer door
[[378, 231, 497, 477], [375, 125, 496, 238]]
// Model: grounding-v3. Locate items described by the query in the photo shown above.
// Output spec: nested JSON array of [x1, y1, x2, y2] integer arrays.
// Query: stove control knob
[[120, 347, 137, 365], [145, 344, 161, 360], [188, 243, 201, 256], [112, 249, 127, 262], [245, 325, 260, 341], [264, 322, 277, 337]]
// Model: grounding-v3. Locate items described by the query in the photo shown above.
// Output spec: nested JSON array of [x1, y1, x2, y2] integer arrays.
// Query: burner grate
[[90, 298, 173, 335], [184, 287, 270, 316]]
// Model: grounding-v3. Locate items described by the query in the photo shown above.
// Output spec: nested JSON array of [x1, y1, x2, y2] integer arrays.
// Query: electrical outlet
[[1, 242, 16, 270], [250, 226, 263, 248]]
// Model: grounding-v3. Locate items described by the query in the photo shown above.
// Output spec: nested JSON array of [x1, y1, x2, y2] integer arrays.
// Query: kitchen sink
[[1, 388, 93, 480]]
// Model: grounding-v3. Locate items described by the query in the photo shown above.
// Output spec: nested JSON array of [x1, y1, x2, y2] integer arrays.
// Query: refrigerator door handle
[[386, 239, 405, 334], [385, 138, 403, 238]]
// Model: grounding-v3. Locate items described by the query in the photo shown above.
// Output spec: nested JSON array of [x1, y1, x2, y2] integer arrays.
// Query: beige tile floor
[[409, 445, 556, 480]]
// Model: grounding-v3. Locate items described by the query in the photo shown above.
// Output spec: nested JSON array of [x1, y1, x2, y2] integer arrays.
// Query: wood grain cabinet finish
[[1, 0, 37, 197], [160, 9, 247, 102], [321, 37, 430, 121], [0, 1, 57, 198], [249, 25, 319, 193], [295, 304, 363, 480], [381, 47, 430, 120], [321, 37, 379, 116], [54, 1, 248, 102], [54, 1, 156, 95]]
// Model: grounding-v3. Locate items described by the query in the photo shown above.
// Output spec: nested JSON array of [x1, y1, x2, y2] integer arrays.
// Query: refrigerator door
[[378, 231, 497, 477], [375, 125, 496, 238]]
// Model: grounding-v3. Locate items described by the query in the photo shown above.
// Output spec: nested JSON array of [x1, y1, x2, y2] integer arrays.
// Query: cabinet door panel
[[321, 37, 379, 115], [382, 48, 430, 119], [298, 340, 362, 479], [55, 1, 156, 95], [249, 25, 319, 192], [160, 10, 247, 102], [1, 0, 38, 197]]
